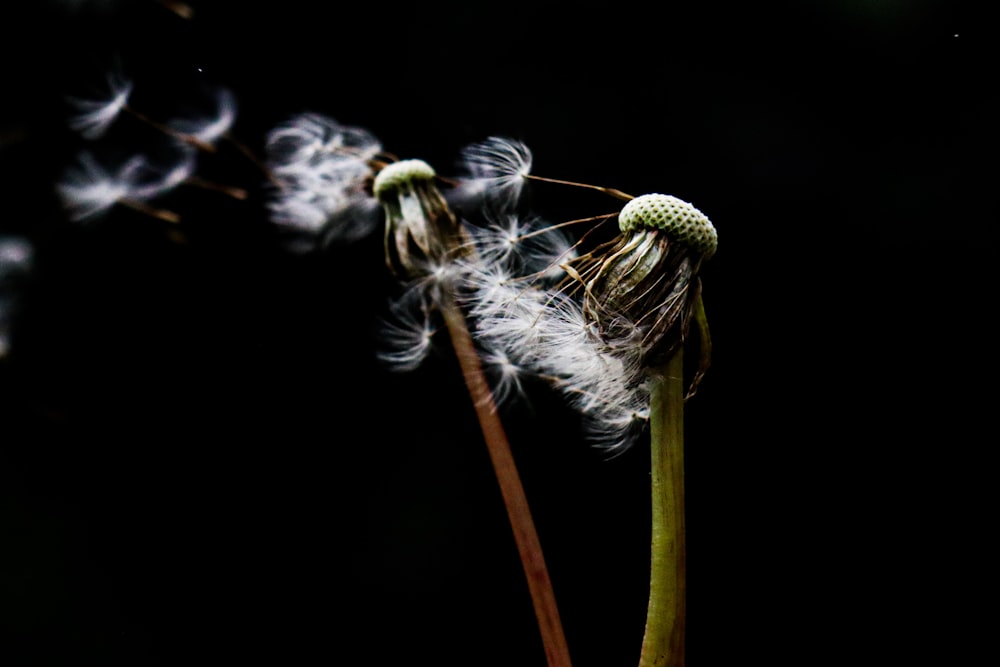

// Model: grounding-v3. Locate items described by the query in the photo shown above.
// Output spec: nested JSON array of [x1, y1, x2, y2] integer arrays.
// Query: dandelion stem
[[639, 348, 686, 667], [183, 175, 248, 200], [525, 174, 633, 201], [124, 105, 217, 153], [119, 198, 181, 224], [438, 289, 573, 667]]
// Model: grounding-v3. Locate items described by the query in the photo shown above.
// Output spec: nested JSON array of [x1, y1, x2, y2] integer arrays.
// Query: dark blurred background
[[2, 1, 997, 665]]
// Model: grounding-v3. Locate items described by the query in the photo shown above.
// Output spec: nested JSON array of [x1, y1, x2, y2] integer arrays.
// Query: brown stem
[[438, 290, 573, 667], [184, 175, 248, 200], [124, 106, 216, 153], [525, 174, 633, 201], [119, 198, 181, 224]]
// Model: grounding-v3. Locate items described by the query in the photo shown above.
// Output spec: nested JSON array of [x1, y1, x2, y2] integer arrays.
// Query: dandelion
[[370, 156, 573, 667], [473, 189, 718, 667], [609, 195, 717, 665], [448, 141, 718, 667]]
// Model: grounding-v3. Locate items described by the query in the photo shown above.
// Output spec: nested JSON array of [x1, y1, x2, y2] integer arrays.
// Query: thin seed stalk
[[373, 161, 571, 667], [438, 289, 573, 667], [638, 348, 686, 667]]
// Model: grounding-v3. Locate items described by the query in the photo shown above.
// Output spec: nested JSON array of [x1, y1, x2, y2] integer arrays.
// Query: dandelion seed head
[[619, 193, 717, 257], [373, 159, 436, 199], [376, 157, 472, 283]]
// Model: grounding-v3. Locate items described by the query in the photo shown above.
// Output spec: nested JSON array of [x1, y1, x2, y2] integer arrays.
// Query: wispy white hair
[[167, 87, 238, 146], [66, 65, 133, 140], [376, 285, 438, 372], [56, 151, 147, 221], [447, 136, 532, 212], [265, 113, 383, 244]]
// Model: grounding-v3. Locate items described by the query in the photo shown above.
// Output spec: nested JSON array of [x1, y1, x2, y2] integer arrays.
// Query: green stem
[[439, 290, 573, 667], [638, 348, 686, 667]]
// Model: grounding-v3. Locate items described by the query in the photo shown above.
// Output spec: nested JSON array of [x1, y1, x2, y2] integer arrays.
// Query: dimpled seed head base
[[618, 193, 717, 257], [373, 159, 437, 199]]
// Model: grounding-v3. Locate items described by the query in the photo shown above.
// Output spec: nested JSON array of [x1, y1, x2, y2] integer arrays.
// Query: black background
[[2, 1, 997, 665]]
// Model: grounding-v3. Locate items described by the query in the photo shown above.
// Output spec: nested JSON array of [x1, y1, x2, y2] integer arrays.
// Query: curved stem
[[639, 348, 686, 667], [439, 290, 573, 667]]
